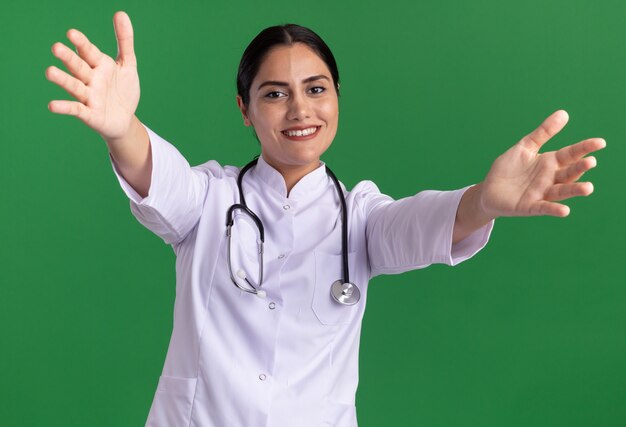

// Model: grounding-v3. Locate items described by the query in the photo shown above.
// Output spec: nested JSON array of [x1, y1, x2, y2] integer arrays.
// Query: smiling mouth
[[281, 126, 321, 139]]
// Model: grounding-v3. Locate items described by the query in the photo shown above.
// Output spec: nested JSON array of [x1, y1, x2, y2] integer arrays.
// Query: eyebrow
[[257, 75, 330, 90]]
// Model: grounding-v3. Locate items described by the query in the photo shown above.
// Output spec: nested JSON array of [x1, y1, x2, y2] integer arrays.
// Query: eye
[[265, 91, 286, 99], [309, 86, 326, 95]]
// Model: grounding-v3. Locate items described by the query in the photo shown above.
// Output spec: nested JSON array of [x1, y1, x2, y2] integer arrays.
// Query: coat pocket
[[145, 375, 197, 427], [312, 250, 359, 326]]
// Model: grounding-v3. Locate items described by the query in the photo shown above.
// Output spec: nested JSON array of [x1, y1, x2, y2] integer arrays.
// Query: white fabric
[[110, 126, 494, 427]]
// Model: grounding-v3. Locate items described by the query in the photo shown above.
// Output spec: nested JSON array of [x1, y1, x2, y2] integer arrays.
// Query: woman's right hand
[[46, 11, 139, 143]]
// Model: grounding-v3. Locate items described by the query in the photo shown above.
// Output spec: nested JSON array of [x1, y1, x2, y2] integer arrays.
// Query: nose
[[287, 92, 311, 121]]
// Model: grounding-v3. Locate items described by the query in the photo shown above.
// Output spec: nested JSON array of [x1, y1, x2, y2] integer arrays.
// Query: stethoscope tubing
[[324, 166, 350, 285], [226, 219, 264, 294]]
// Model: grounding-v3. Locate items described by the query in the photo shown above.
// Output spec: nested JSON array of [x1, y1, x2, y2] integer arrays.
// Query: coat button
[[259, 374, 267, 381], [269, 302, 276, 310], [277, 254, 285, 259], [283, 204, 290, 210]]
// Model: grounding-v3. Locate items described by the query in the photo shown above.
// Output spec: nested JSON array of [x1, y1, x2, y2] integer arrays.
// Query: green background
[[2, 0, 624, 425]]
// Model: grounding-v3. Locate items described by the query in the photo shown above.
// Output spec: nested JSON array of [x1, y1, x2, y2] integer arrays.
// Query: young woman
[[46, 11, 605, 427]]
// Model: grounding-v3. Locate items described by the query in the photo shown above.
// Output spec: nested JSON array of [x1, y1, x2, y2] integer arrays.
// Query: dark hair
[[237, 24, 340, 106]]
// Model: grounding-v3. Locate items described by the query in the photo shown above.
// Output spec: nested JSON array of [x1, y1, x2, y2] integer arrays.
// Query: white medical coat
[[111, 127, 493, 427]]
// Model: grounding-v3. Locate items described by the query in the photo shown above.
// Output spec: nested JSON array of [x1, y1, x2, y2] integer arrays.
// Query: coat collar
[[251, 155, 330, 200]]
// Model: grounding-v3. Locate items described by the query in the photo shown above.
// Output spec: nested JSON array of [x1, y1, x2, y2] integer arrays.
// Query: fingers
[[555, 156, 596, 183], [555, 137, 606, 166], [113, 11, 136, 66], [51, 42, 93, 84], [66, 28, 104, 68], [46, 65, 90, 103], [519, 110, 569, 153], [544, 182, 594, 202], [48, 100, 92, 123], [529, 201, 570, 217]]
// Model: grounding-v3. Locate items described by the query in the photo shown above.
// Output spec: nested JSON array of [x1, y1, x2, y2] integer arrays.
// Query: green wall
[[2, 0, 624, 425]]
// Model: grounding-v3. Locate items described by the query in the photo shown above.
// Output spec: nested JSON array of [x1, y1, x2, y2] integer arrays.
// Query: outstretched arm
[[453, 110, 606, 243], [46, 11, 151, 197]]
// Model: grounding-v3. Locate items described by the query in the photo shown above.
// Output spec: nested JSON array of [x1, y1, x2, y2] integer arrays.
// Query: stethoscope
[[225, 158, 361, 306]]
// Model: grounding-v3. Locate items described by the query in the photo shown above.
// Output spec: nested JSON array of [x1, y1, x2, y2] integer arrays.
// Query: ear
[[236, 95, 252, 127]]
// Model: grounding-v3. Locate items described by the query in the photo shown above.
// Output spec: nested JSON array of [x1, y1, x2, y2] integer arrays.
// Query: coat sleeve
[[110, 125, 222, 245], [354, 181, 494, 278]]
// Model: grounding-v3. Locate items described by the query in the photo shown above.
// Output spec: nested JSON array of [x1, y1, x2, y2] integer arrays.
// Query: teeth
[[283, 127, 318, 137]]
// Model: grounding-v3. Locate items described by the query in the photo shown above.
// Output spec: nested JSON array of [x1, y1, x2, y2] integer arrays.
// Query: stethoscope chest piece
[[331, 280, 360, 305]]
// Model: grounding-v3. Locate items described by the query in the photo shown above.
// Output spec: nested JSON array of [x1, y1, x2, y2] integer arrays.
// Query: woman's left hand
[[453, 110, 606, 243], [480, 110, 605, 218]]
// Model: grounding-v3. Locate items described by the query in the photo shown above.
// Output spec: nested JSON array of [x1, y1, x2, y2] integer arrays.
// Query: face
[[237, 43, 339, 176]]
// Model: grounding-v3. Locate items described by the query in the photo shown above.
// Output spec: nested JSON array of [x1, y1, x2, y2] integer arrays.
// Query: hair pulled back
[[237, 24, 340, 106]]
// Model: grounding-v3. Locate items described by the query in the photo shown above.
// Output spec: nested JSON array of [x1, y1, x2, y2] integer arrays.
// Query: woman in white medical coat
[[46, 11, 605, 427]]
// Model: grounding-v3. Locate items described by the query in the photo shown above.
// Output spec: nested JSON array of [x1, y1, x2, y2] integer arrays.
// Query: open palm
[[46, 12, 139, 142], [480, 110, 605, 218]]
